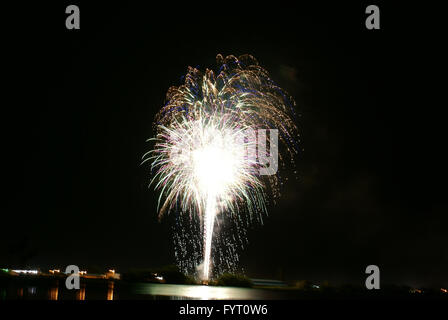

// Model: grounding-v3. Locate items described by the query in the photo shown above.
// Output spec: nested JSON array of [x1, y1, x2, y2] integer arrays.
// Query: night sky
[[1, 3, 446, 287]]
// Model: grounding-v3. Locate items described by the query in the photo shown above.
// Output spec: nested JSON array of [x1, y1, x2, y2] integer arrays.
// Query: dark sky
[[1, 2, 446, 287]]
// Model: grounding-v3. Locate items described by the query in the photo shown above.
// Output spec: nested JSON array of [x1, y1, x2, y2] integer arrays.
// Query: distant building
[[10, 269, 39, 275], [82, 273, 106, 279], [106, 270, 121, 280]]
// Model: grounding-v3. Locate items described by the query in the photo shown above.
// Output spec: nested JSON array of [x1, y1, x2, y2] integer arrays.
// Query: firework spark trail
[[203, 193, 217, 280], [143, 54, 298, 281]]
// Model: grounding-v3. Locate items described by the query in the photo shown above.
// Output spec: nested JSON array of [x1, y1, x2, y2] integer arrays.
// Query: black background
[[1, 2, 446, 288]]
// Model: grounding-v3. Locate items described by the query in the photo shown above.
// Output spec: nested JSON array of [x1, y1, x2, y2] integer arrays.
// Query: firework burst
[[143, 54, 298, 280]]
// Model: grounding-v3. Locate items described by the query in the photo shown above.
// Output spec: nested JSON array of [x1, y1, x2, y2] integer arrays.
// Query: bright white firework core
[[193, 138, 241, 196]]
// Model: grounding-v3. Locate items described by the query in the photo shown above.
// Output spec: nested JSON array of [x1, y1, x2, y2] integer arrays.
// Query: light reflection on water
[[49, 285, 58, 300], [133, 283, 273, 300], [76, 284, 86, 300], [107, 281, 114, 300], [0, 281, 282, 300]]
